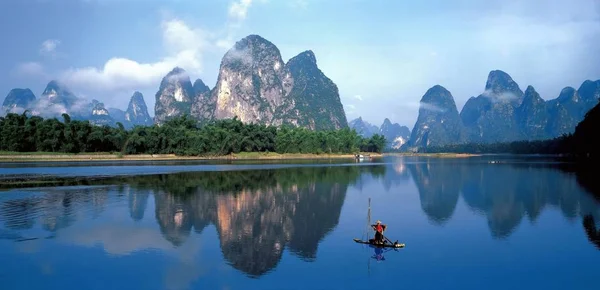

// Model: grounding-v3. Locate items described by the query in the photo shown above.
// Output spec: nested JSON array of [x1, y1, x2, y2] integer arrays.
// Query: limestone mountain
[[190, 78, 214, 123], [154, 67, 195, 125], [89, 101, 115, 126], [379, 118, 411, 149], [404, 85, 466, 150], [279, 50, 348, 130], [156, 34, 348, 130], [125, 91, 153, 127], [460, 70, 524, 143], [30, 80, 84, 118], [1, 88, 36, 114], [210, 35, 294, 126], [406, 70, 600, 150], [349, 117, 379, 137], [516, 86, 548, 140], [546, 81, 600, 137]]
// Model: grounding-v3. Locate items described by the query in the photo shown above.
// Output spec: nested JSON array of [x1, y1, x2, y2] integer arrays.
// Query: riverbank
[[0, 151, 382, 162]]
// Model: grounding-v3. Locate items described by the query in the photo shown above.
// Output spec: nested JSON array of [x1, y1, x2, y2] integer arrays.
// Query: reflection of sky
[[1, 158, 600, 290]]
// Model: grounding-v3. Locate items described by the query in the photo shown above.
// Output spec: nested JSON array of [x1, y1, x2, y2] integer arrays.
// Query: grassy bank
[[0, 151, 382, 162]]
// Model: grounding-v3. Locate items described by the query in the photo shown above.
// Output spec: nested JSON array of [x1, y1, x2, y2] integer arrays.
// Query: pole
[[367, 197, 371, 240]]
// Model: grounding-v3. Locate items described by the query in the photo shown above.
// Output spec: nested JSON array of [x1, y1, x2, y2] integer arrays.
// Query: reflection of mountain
[[406, 158, 600, 240], [0, 165, 384, 278], [130, 166, 381, 277], [407, 160, 461, 225], [0, 187, 111, 232]]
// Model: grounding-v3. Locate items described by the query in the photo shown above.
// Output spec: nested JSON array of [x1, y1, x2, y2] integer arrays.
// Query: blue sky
[[1, 0, 599, 128]]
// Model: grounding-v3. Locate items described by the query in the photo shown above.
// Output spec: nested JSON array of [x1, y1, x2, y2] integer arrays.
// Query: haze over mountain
[[2, 0, 598, 129], [403, 70, 600, 151], [349, 117, 410, 149]]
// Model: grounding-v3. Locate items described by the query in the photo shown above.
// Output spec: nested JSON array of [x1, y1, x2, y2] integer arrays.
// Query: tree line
[[0, 112, 387, 155]]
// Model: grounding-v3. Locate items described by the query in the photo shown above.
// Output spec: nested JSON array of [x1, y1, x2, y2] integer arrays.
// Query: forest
[[0, 112, 387, 155]]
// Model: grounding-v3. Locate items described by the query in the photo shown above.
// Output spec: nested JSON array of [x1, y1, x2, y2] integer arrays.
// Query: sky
[[1, 0, 599, 129]]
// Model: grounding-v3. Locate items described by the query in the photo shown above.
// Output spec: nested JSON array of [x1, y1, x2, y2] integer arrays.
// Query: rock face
[[516, 86, 548, 140], [461, 70, 524, 143], [404, 85, 466, 150], [89, 101, 114, 126], [154, 67, 195, 125], [349, 117, 379, 137], [211, 35, 294, 126], [125, 91, 153, 127], [1, 88, 36, 114], [379, 118, 411, 149], [280, 50, 347, 130], [190, 79, 214, 123], [156, 35, 348, 130]]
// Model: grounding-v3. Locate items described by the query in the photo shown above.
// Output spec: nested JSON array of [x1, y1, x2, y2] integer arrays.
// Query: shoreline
[[0, 152, 383, 162]]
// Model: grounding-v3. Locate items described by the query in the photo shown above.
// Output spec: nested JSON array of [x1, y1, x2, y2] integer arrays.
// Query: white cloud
[[13, 62, 46, 78], [290, 0, 308, 9], [57, 18, 208, 94], [40, 39, 60, 55], [353, 95, 363, 101], [228, 0, 253, 22]]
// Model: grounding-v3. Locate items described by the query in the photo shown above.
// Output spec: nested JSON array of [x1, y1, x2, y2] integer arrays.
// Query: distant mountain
[[349, 117, 378, 137], [125, 91, 153, 127], [379, 118, 410, 149], [1, 88, 36, 114], [461, 70, 524, 143], [90, 101, 115, 126], [1, 81, 154, 129], [405, 70, 600, 151], [403, 85, 466, 150], [349, 117, 411, 149]]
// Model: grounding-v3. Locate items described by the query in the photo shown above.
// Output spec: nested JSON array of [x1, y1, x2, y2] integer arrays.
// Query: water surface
[[1, 156, 598, 290]]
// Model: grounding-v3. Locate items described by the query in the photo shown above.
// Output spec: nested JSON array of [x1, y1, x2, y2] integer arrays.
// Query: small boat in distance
[[354, 154, 372, 161]]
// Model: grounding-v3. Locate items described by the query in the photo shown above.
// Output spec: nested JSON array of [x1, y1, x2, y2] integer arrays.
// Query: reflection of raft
[[353, 238, 405, 248]]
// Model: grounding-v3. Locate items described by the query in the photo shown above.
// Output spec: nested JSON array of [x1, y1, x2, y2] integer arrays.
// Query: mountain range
[[2, 35, 598, 148], [348, 117, 410, 149], [1, 35, 348, 131], [402, 70, 600, 151], [0, 80, 152, 129]]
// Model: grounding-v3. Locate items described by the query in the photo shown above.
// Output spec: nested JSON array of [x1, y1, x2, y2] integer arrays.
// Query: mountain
[[108, 108, 126, 124], [89, 101, 115, 126], [349, 117, 379, 137], [279, 50, 348, 130], [190, 79, 214, 123], [156, 34, 348, 130], [125, 91, 153, 127], [405, 70, 600, 151], [1, 88, 36, 114], [154, 67, 195, 125], [403, 85, 466, 151], [379, 118, 411, 149], [516, 86, 548, 140], [461, 70, 524, 143]]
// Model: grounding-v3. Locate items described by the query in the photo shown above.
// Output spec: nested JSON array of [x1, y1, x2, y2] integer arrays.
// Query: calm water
[[0, 156, 599, 290]]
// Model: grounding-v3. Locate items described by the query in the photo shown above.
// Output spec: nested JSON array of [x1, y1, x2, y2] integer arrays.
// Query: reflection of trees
[[408, 159, 600, 242], [583, 215, 600, 250]]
